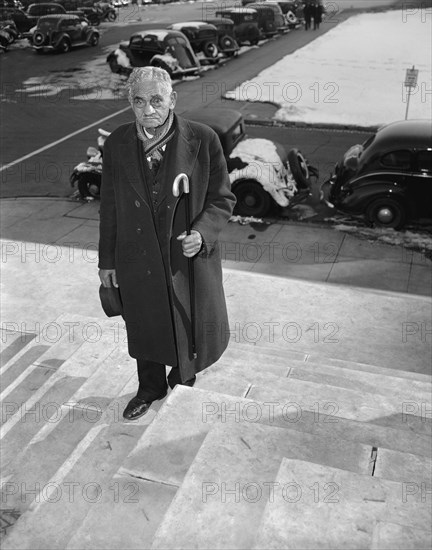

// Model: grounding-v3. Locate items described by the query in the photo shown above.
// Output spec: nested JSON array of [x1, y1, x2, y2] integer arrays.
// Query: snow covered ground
[[224, 9, 432, 127]]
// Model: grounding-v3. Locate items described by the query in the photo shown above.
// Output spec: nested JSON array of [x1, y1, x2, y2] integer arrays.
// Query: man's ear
[[170, 91, 177, 109]]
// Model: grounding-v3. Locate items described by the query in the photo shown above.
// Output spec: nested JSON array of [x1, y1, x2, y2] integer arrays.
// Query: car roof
[[169, 21, 217, 30], [373, 120, 432, 150], [37, 13, 77, 20], [130, 29, 183, 40], [217, 7, 257, 13]]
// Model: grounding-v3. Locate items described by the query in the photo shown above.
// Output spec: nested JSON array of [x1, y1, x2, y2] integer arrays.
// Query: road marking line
[[0, 106, 131, 173]]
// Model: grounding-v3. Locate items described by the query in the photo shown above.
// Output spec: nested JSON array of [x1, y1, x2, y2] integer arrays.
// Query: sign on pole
[[404, 66, 418, 120]]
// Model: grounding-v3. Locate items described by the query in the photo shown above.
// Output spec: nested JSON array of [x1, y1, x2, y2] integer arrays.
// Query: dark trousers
[[136, 359, 186, 401]]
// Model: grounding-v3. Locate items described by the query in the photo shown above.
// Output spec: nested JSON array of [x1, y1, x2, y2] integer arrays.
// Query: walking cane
[[172, 173, 197, 359]]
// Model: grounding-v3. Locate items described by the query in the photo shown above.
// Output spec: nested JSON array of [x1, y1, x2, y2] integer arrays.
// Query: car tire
[[203, 41, 218, 58], [107, 11, 116, 22], [233, 180, 272, 217], [77, 173, 101, 199], [288, 148, 310, 189], [59, 38, 71, 53], [366, 197, 406, 229], [89, 33, 99, 46], [220, 34, 236, 50], [33, 31, 45, 46]]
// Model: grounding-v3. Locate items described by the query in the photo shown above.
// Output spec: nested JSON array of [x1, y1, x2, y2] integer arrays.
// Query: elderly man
[[98, 67, 236, 420]]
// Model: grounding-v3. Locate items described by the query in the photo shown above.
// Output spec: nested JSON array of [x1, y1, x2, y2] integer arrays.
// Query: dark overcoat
[[98, 114, 236, 382]]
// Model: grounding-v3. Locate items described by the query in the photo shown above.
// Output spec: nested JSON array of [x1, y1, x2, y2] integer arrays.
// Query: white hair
[[127, 67, 173, 102]]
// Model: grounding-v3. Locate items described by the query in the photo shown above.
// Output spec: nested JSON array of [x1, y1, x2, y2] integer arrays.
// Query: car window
[[380, 150, 412, 170], [417, 150, 432, 173]]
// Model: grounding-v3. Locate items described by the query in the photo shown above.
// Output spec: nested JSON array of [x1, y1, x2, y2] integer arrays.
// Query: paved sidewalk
[[1, 197, 430, 299]]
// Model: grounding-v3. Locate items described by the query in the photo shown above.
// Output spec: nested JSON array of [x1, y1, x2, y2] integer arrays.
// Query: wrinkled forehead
[[129, 78, 172, 101]]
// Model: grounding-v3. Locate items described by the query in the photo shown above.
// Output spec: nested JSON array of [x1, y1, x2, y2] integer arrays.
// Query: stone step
[[287, 362, 431, 402], [150, 421, 374, 550], [371, 522, 432, 549], [252, 458, 431, 549], [246, 377, 431, 436], [65, 473, 178, 550], [118, 386, 431, 493], [373, 447, 432, 485], [0, 330, 37, 367], [0, 329, 48, 375], [0, 321, 127, 469], [229, 341, 432, 383], [194, 360, 431, 435], [207, 345, 431, 402], [1, 378, 157, 550]]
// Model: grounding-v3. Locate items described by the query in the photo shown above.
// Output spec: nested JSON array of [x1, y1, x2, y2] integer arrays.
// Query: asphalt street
[[1, 0, 386, 198]]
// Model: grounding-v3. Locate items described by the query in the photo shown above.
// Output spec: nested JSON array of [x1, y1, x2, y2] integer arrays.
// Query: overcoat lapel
[[157, 115, 201, 209], [118, 124, 149, 206]]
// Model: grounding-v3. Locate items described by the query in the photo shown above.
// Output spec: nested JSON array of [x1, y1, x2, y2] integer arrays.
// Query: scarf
[[135, 110, 175, 166]]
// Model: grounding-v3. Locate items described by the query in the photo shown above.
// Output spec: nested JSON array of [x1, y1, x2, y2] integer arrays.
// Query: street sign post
[[404, 65, 418, 120]]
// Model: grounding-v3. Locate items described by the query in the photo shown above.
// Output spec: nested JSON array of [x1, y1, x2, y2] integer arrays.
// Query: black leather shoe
[[123, 392, 167, 421]]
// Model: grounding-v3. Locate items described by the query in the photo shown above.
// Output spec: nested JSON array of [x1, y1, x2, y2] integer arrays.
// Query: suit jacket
[[98, 114, 236, 381]]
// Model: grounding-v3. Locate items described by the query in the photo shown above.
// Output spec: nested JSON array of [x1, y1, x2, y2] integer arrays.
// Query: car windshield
[[37, 17, 58, 30]]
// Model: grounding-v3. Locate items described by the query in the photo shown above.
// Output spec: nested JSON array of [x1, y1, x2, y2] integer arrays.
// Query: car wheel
[[33, 31, 45, 46], [89, 33, 99, 46], [77, 173, 101, 199], [288, 148, 310, 189], [203, 41, 219, 58], [59, 38, 71, 53], [220, 35, 236, 50], [366, 197, 406, 229], [233, 180, 272, 217], [107, 11, 116, 22]]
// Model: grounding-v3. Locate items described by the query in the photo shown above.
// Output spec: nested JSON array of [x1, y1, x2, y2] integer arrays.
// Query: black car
[[107, 29, 202, 79], [321, 119, 432, 229], [0, 6, 34, 32], [205, 17, 239, 57], [167, 21, 220, 62], [215, 7, 261, 46], [32, 13, 99, 52], [184, 108, 317, 217]]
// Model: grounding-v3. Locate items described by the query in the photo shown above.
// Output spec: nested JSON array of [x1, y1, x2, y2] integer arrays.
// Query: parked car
[[244, 0, 301, 26], [320, 119, 432, 229], [31, 13, 99, 52], [249, 2, 288, 34], [93, 1, 116, 22], [215, 7, 261, 46], [26, 2, 67, 26], [0, 19, 19, 50], [0, 6, 34, 32], [107, 28, 202, 79], [184, 108, 318, 216], [167, 21, 220, 62], [204, 17, 239, 57]]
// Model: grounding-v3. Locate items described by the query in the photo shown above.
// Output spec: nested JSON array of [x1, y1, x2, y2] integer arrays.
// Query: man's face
[[130, 80, 176, 132]]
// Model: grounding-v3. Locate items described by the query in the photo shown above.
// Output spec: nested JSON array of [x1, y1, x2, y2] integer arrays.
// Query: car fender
[[150, 53, 180, 72], [52, 31, 69, 49], [336, 180, 406, 212], [228, 137, 297, 207], [108, 47, 132, 68], [85, 29, 99, 42]]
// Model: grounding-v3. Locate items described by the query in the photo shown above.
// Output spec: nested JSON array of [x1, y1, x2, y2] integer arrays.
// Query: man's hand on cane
[[177, 230, 202, 257]]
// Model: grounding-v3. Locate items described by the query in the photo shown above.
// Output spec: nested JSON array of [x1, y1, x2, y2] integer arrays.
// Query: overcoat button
[[135, 200, 140, 207], [147, 270, 151, 275], [136, 227, 142, 234]]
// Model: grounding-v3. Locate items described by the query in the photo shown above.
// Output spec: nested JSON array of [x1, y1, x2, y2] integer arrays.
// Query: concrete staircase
[[1, 313, 431, 549]]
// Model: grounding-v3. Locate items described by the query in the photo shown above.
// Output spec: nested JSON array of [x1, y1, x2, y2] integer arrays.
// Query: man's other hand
[[99, 269, 118, 288], [177, 230, 203, 258]]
